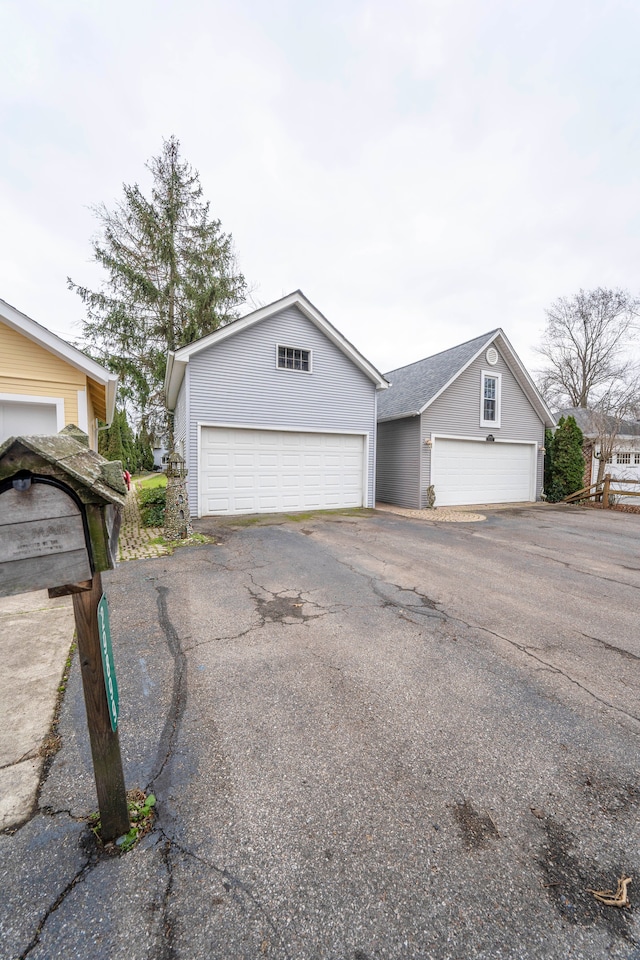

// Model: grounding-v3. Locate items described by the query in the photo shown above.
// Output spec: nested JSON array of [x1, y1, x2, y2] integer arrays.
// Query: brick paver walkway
[[376, 502, 486, 523], [118, 482, 170, 562]]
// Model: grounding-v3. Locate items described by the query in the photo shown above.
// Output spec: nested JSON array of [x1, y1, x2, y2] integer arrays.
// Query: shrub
[[138, 487, 166, 527], [545, 415, 585, 502]]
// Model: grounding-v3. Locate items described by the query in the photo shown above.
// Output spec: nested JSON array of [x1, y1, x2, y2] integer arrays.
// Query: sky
[[2, 0, 640, 376]]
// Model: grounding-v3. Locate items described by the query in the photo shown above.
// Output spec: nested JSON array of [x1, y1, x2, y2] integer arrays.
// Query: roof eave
[[415, 331, 500, 416], [413, 329, 555, 428], [492, 330, 556, 428], [165, 353, 188, 411], [0, 298, 116, 386], [377, 411, 421, 423], [172, 291, 389, 389], [105, 375, 118, 426]]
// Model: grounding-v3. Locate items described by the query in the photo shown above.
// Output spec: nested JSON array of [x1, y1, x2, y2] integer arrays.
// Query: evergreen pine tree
[[106, 414, 125, 465], [136, 426, 155, 472], [69, 136, 247, 440], [97, 421, 110, 458], [547, 416, 585, 501], [118, 409, 137, 473], [543, 427, 554, 496]]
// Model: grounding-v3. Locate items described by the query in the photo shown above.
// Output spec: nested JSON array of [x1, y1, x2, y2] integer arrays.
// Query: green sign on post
[[97, 593, 119, 732]]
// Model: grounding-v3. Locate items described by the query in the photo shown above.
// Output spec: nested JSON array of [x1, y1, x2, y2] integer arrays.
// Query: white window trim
[[76, 389, 89, 432], [480, 371, 501, 428], [0, 392, 65, 431], [275, 343, 313, 374]]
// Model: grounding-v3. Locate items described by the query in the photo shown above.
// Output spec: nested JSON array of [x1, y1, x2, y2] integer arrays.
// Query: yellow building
[[0, 298, 117, 451]]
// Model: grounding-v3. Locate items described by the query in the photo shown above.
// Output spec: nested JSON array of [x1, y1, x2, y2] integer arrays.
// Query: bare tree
[[536, 288, 639, 409], [591, 382, 640, 484]]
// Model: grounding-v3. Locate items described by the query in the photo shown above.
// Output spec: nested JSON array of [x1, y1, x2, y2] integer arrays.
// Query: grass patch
[[173, 532, 215, 546], [223, 507, 375, 527], [137, 473, 167, 490], [147, 532, 215, 550]]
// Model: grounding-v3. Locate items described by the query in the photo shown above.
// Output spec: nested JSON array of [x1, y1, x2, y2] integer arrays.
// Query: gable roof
[[164, 290, 389, 410], [377, 328, 555, 427], [0, 298, 118, 424], [555, 407, 640, 438]]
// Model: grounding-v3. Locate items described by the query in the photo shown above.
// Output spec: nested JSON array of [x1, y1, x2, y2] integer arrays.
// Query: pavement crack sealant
[[148, 585, 188, 793]]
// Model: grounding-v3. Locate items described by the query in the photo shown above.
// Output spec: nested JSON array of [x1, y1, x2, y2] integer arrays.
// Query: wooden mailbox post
[[0, 427, 130, 841]]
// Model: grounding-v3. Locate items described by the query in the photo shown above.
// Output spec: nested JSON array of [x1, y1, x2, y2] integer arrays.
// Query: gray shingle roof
[[555, 407, 640, 437], [378, 330, 500, 421]]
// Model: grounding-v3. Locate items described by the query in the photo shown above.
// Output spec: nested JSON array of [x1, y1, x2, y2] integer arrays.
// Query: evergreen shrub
[[545, 416, 585, 502], [139, 487, 166, 527]]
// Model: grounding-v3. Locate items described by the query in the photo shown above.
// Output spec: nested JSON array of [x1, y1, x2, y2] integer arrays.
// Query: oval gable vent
[[486, 347, 498, 365]]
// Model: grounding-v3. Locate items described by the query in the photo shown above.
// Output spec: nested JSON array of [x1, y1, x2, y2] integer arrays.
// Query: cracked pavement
[[1, 503, 640, 958]]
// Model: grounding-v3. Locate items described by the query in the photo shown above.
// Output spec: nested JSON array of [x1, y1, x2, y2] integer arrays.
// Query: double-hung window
[[480, 372, 501, 428]]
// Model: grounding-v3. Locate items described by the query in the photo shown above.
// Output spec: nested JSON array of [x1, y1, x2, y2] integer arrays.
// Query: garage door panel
[[0, 400, 59, 442], [433, 439, 534, 507], [200, 427, 365, 516]]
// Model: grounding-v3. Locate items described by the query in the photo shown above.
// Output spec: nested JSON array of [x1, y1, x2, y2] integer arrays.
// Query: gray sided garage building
[[377, 330, 554, 509], [165, 292, 388, 517]]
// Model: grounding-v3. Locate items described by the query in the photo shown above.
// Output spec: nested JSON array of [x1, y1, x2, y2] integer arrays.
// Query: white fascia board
[[170, 291, 389, 390], [377, 411, 421, 424], [416, 333, 498, 416], [490, 330, 556, 427], [0, 297, 116, 386], [417, 329, 555, 428], [105, 377, 118, 425], [165, 354, 188, 411]]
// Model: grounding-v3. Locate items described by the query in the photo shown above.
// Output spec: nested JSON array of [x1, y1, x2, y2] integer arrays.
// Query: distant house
[[377, 330, 554, 508], [0, 298, 117, 452], [164, 291, 388, 517], [556, 406, 640, 499]]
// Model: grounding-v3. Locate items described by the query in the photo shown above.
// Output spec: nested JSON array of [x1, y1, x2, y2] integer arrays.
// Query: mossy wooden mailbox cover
[[0, 427, 131, 841], [0, 426, 126, 598]]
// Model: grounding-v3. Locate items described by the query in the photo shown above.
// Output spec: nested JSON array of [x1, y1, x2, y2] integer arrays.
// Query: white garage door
[[432, 438, 535, 506], [0, 400, 59, 443], [200, 427, 365, 516]]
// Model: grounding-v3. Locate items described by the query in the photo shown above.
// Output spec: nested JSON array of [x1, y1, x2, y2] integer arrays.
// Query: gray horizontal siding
[[185, 306, 378, 513], [421, 348, 546, 501], [376, 416, 421, 508]]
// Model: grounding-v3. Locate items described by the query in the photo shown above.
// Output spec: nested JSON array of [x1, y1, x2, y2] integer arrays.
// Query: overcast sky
[[2, 0, 639, 375]]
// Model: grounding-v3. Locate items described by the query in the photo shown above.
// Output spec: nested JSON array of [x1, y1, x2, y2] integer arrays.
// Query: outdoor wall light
[[539, 446, 546, 454], [423, 438, 433, 447], [12, 476, 32, 492], [486, 434, 495, 442]]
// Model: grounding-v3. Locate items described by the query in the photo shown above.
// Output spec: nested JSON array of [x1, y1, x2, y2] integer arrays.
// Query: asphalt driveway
[[2, 503, 639, 959]]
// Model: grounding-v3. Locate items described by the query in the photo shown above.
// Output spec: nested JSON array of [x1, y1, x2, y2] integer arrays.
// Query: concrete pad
[[0, 759, 40, 829], [0, 590, 74, 829]]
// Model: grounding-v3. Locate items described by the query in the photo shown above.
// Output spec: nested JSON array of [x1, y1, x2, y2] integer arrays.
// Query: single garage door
[[432, 438, 535, 506], [200, 426, 365, 516], [0, 400, 59, 444]]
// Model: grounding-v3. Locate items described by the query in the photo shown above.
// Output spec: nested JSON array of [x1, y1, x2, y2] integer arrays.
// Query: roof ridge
[[384, 329, 500, 376]]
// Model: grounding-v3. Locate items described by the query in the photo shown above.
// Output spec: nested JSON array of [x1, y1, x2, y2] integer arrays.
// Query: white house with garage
[[377, 330, 554, 508], [164, 291, 389, 517]]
